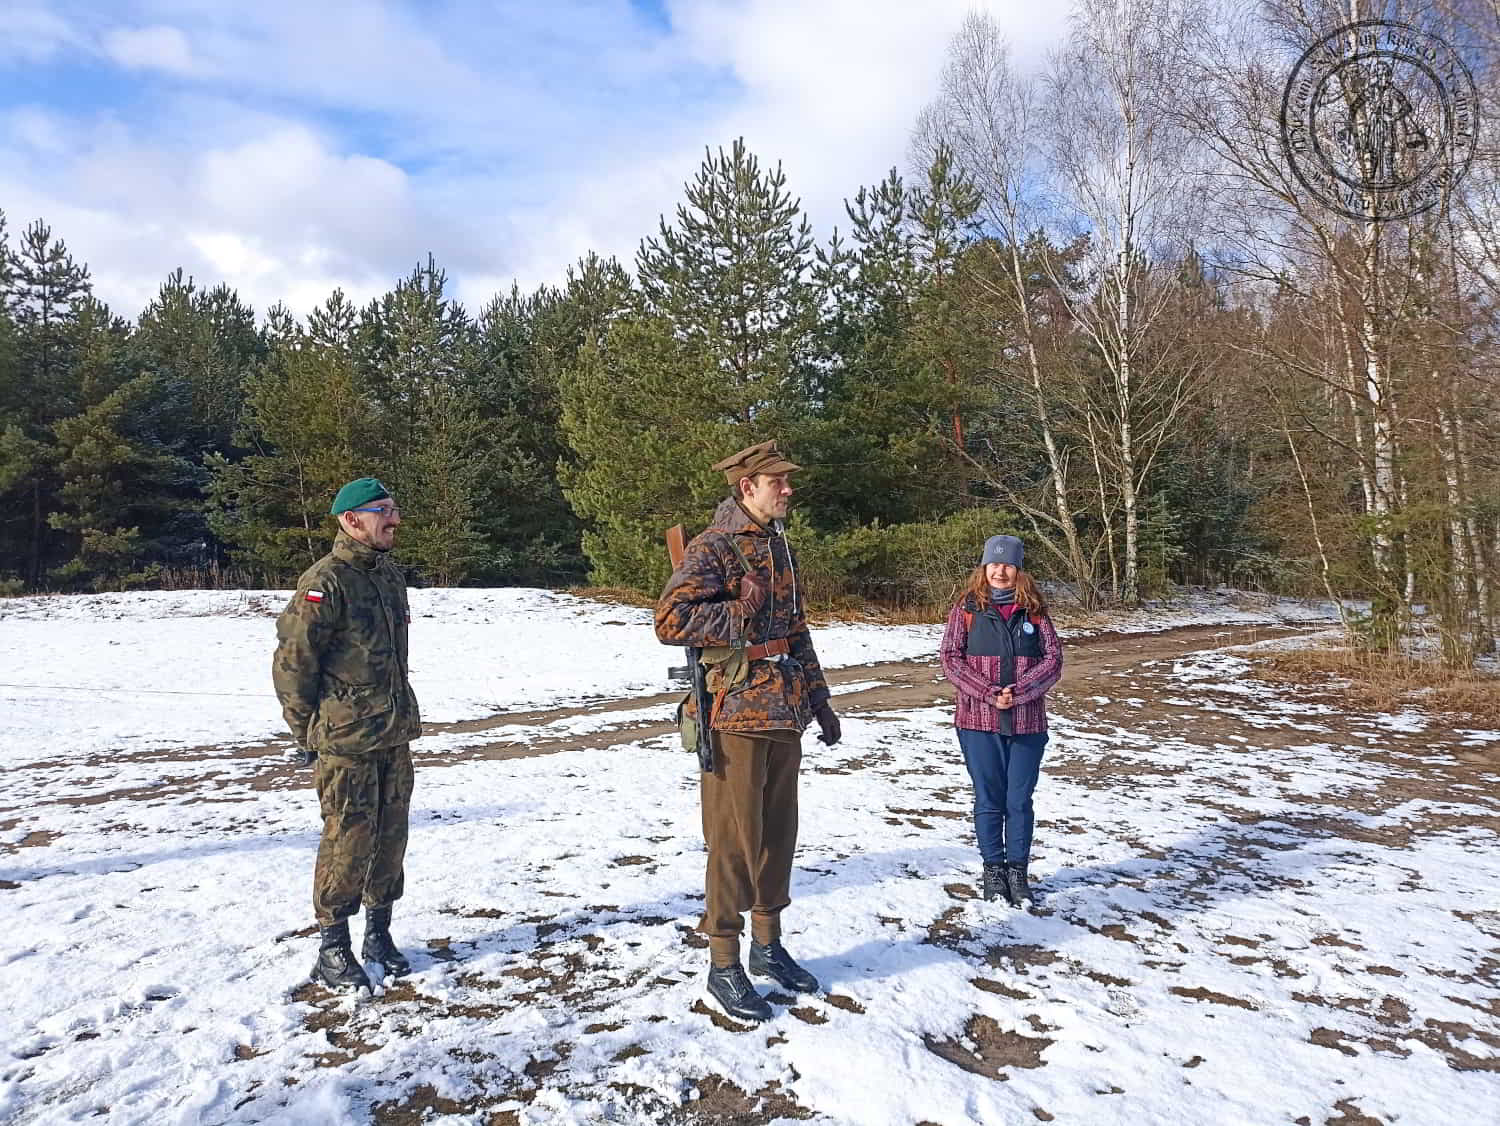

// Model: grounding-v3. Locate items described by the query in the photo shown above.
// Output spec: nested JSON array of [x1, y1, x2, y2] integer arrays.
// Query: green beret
[[330, 477, 392, 515]]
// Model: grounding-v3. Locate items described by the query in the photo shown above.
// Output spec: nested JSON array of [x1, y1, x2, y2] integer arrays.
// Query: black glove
[[286, 745, 317, 768], [815, 704, 841, 746]]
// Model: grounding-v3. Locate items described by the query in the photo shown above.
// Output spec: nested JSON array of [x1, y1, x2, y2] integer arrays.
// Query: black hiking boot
[[749, 940, 819, 994], [982, 863, 1015, 905], [361, 905, 411, 977], [311, 920, 371, 992], [1006, 861, 1036, 907], [706, 963, 774, 1023]]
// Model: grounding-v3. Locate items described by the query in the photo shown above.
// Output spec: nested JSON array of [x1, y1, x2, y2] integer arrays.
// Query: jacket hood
[[709, 496, 780, 537]]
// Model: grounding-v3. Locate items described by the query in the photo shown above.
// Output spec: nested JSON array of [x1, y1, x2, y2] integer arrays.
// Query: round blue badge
[[1022, 621, 1035, 634]]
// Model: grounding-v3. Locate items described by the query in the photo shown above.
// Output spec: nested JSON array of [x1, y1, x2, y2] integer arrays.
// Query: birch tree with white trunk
[[915, 11, 1099, 605], [1043, 0, 1213, 604]]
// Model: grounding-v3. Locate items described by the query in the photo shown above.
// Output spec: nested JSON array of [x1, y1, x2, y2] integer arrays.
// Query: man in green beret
[[656, 440, 841, 1022], [273, 477, 422, 992]]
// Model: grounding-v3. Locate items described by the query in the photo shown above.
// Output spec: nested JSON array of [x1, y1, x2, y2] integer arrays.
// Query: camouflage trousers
[[697, 731, 802, 963], [313, 743, 414, 926]]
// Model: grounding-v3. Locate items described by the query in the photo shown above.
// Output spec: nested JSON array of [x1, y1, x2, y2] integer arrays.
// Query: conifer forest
[[2, 1, 1497, 665]]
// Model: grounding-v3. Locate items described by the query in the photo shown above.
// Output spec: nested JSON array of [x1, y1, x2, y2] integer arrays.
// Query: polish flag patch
[[305, 590, 325, 603]]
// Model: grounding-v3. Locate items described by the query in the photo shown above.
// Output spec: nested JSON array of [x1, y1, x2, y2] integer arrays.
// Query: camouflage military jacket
[[273, 531, 422, 755], [655, 497, 831, 734]]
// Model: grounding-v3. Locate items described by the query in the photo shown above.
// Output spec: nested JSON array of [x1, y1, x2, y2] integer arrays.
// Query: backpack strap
[[960, 594, 978, 634]]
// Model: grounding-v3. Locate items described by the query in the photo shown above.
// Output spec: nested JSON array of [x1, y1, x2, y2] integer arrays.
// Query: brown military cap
[[712, 440, 801, 486]]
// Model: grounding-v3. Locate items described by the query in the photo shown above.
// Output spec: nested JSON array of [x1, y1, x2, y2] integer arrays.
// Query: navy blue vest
[[962, 597, 1046, 734]]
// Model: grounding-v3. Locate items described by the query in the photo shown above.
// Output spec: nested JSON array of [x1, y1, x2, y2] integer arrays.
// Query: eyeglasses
[[349, 505, 401, 517]]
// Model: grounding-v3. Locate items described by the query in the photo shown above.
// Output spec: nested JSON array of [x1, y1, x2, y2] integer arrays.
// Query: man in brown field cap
[[655, 440, 841, 1022]]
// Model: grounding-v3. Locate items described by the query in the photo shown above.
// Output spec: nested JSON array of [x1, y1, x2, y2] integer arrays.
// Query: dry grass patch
[[1256, 647, 1500, 726]]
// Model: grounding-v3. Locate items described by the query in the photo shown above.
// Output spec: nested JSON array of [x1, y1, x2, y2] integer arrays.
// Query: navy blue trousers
[[956, 729, 1048, 866]]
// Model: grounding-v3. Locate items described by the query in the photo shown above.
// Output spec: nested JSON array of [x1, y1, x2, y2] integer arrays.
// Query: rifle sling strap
[[714, 531, 788, 663]]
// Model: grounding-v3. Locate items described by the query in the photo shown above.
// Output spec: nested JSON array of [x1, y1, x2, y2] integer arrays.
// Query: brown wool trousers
[[313, 743, 414, 926], [697, 731, 802, 965]]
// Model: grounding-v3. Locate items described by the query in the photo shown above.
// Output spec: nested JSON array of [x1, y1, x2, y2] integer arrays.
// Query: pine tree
[[0, 209, 25, 586], [467, 278, 599, 584], [48, 298, 194, 587], [359, 258, 487, 585], [0, 219, 92, 585], [636, 138, 817, 410], [129, 271, 264, 571], [562, 140, 816, 587], [907, 144, 985, 495], [561, 316, 738, 588], [804, 164, 973, 529], [207, 290, 376, 574], [133, 271, 262, 458]]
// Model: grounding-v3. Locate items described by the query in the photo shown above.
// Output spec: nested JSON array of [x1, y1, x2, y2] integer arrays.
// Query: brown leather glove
[[737, 573, 768, 612]]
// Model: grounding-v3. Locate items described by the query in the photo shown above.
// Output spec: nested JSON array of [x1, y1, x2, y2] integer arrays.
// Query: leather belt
[[745, 638, 791, 662]]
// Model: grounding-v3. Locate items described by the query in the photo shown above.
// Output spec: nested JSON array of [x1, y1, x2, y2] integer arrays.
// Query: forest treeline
[[1, 0, 1496, 663]]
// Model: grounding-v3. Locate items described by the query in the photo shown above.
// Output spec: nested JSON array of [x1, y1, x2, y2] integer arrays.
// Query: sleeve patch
[[305, 590, 325, 603]]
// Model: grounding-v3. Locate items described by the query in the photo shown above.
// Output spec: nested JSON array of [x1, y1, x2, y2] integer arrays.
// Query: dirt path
[[13, 620, 1496, 818], [3, 623, 1327, 811], [289, 623, 1342, 773]]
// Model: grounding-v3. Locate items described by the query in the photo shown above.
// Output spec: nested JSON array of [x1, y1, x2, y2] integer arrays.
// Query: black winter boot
[[361, 905, 411, 977], [706, 963, 774, 1022], [311, 920, 371, 992], [1006, 861, 1036, 907], [749, 940, 819, 993], [982, 863, 1015, 905]]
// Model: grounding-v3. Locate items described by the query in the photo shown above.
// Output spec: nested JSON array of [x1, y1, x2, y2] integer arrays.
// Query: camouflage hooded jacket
[[272, 530, 422, 755], [655, 497, 830, 735]]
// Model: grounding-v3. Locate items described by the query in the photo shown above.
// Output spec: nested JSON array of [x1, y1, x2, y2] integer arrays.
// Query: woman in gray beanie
[[938, 535, 1063, 904]]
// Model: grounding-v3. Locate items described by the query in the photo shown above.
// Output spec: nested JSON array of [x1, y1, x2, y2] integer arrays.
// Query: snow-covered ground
[[3, 588, 1495, 1125], [0, 589, 941, 765], [0, 587, 1335, 765]]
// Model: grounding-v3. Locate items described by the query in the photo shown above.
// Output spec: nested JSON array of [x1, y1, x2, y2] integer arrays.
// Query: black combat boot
[[706, 963, 774, 1022], [749, 940, 819, 993], [311, 920, 371, 992], [1006, 861, 1036, 907], [361, 905, 411, 977], [982, 863, 1015, 905]]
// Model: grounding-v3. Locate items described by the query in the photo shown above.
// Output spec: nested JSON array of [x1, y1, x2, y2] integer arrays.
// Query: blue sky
[[0, 1, 1068, 316]]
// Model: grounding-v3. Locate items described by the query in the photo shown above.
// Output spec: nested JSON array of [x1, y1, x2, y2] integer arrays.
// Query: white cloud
[[667, 0, 1071, 226], [0, 0, 1073, 318], [187, 231, 280, 279], [0, 5, 83, 63], [103, 25, 201, 76], [0, 116, 463, 317], [3, 107, 71, 155]]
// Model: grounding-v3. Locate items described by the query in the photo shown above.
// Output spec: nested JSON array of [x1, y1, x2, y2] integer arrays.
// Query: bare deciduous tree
[[1042, 0, 1216, 603], [915, 11, 1099, 604]]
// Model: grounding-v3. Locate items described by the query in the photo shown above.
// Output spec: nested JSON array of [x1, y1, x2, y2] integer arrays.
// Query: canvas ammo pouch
[[676, 643, 749, 751], [676, 694, 697, 751]]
